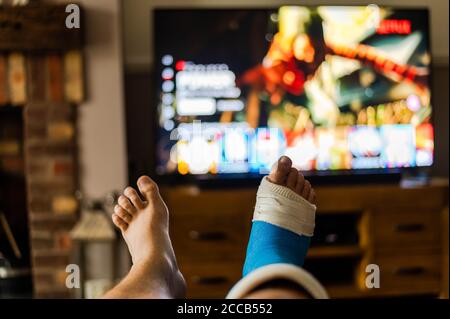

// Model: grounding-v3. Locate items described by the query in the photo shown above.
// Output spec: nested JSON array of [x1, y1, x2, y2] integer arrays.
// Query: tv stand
[[188, 172, 404, 190], [304, 172, 402, 186], [161, 178, 448, 298]]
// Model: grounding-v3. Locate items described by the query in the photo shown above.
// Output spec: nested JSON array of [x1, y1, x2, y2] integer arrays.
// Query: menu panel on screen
[[154, 6, 433, 177]]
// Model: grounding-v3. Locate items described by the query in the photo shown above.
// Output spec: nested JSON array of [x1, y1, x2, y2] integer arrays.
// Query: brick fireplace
[[24, 101, 79, 298], [0, 4, 84, 298]]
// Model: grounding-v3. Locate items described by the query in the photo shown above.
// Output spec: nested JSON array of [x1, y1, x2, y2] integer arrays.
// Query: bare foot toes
[[286, 167, 299, 191], [268, 156, 292, 184], [112, 212, 128, 231], [268, 156, 316, 205]]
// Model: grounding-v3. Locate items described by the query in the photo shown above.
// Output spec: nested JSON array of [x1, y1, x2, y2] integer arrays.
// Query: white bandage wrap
[[226, 263, 329, 299], [253, 177, 316, 237]]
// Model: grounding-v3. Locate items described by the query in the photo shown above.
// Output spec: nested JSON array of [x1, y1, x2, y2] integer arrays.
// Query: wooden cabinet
[[161, 179, 448, 299], [370, 209, 441, 249], [367, 254, 441, 293]]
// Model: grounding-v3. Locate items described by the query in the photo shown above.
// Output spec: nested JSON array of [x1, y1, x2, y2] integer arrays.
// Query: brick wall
[[1, 3, 84, 298], [24, 54, 80, 298]]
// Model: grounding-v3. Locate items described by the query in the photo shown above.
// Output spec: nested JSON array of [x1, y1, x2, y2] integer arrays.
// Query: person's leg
[[227, 156, 328, 299], [244, 279, 312, 299], [243, 156, 315, 275], [103, 176, 185, 299]]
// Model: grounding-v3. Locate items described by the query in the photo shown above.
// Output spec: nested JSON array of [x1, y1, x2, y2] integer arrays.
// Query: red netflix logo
[[377, 19, 412, 35]]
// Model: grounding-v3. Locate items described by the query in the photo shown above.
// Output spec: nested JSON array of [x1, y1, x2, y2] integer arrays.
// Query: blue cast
[[243, 221, 311, 276]]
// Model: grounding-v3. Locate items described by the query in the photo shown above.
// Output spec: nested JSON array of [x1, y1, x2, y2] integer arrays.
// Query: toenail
[[138, 177, 157, 194], [279, 156, 291, 165], [138, 176, 149, 187]]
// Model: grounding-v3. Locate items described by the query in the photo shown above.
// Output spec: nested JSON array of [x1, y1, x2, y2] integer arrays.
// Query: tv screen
[[153, 6, 433, 179]]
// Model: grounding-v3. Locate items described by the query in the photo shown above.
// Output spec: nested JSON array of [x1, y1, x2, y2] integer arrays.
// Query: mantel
[[0, 4, 83, 51]]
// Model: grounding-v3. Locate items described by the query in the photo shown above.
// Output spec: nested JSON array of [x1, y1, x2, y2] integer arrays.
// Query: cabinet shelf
[[0, 105, 24, 114], [308, 245, 363, 259]]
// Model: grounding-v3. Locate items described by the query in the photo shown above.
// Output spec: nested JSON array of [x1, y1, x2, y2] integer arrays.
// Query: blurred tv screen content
[[154, 6, 433, 177]]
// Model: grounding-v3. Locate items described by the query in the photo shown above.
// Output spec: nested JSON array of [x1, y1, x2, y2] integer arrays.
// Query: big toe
[[137, 176, 159, 201], [268, 156, 292, 185]]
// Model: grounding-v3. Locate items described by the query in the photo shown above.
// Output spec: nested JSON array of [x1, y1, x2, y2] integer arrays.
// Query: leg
[[244, 279, 311, 299], [103, 176, 186, 299], [228, 156, 327, 299], [243, 156, 316, 275]]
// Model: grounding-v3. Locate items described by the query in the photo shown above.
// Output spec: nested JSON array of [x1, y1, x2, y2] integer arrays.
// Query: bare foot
[[111, 176, 186, 298], [267, 156, 316, 204]]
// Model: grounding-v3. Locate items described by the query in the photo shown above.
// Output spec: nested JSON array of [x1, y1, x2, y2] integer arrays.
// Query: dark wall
[[123, 65, 449, 183], [124, 71, 154, 184], [431, 65, 449, 177]]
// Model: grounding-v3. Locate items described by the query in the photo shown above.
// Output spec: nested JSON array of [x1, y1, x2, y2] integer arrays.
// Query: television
[[153, 6, 433, 183]]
